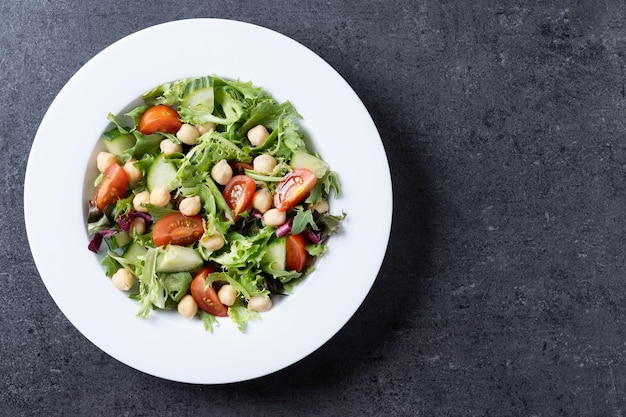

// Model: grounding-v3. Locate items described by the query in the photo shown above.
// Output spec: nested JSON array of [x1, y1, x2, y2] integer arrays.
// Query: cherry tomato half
[[274, 168, 317, 212], [222, 175, 256, 216], [286, 233, 308, 272], [152, 212, 204, 247], [190, 266, 229, 317], [92, 163, 129, 211], [138, 105, 182, 135]]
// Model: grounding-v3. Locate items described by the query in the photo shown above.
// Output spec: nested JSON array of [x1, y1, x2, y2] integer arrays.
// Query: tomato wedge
[[190, 266, 229, 317], [286, 233, 308, 272], [138, 105, 182, 135], [152, 212, 204, 247], [92, 163, 129, 211], [222, 175, 256, 216], [274, 168, 317, 212]]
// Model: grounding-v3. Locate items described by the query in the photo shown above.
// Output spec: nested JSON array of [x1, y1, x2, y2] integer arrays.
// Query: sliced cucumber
[[112, 231, 132, 249], [120, 241, 148, 268], [183, 76, 213, 96], [262, 237, 286, 272], [146, 154, 178, 191], [101, 128, 136, 156], [290, 151, 329, 178], [181, 87, 214, 112], [156, 245, 203, 273]]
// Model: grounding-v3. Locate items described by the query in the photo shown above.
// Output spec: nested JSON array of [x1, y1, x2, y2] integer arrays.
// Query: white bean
[[149, 186, 171, 207], [211, 159, 233, 185], [130, 217, 146, 235], [200, 233, 225, 251], [217, 285, 237, 307], [176, 123, 200, 145], [248, 296, 272, 312], [178, 294, 198, 318], [111, 268, 135, 291], [196, 122, 216, 135], [133, 191, 150, 212], [253, 154, 277, 174], [160, 138, 182, 155], [123, 159, 143, 184], [252, 188, 273, 213], [312, 200, 330, 213], [96, 151, 118, 173], [179, 196, 201, 216], [247, 125, 270, 146], [262, 208, 286, 226]]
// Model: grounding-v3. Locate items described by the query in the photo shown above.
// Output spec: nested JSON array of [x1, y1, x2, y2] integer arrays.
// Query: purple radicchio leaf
[[88, 233, 103, 253], [87, 229, 117, 253], [302, 228, 323, 244], [250, 209, 264, 220], [275, 218, 293, 238]]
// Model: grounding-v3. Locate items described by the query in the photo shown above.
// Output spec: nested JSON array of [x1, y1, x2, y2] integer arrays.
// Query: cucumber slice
[[290, 151, 329, 178], [120, 242, 148, 268], [102, 231, 132, 251], [181, 87, 214, 112], [147, 154, 178, 191], [156, 245, 203, 273], [112, 231, 132, 249], [262, 237, 286, 272], [101, 128, 136, 156], [181, 77, 214, 113]]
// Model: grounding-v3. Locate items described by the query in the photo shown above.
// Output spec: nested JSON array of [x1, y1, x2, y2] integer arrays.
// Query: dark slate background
[[3, 1, 626, 415]]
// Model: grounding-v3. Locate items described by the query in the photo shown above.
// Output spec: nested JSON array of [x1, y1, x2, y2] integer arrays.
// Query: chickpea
[[200, 233, 225, 251], [149, 186, 171, 207], [211, 159, 233, 185], [96, 151, 118, 173], [312, 200, 329, 213], [253, 154, 277, 174], [123, 159, 143, 184], [217, 285, 237, 307], [129, 217, 146, 235], [176, 123, 200, 145], [247, 124, 270, 146], [133, 191, 150, 212], [248, 296, 272, 312], [252, 188, 273, 213], [111, 268, 135, 291], [179, 195, 201, 216], [262, 208, 286, 226], [196, 122, 216, 135], [160, 138, 182, 155], [178, 294, 198, 319]]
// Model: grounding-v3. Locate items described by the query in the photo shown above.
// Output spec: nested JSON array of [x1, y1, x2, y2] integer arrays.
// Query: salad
[[87, 75, 344, 332]]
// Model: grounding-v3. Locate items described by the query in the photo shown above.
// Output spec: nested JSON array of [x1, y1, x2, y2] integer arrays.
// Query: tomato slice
[[92, 163, 129, 211], [286, 233, 308, 272], [152, 212, 204, 247], [138, 105, 182, 135], [222, 175, 256, 215], [190, 266, 229, 317], [274, 168, 317, 212]]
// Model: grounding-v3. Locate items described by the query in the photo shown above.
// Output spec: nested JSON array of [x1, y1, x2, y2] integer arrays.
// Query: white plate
[[24, 19, 392, 384]]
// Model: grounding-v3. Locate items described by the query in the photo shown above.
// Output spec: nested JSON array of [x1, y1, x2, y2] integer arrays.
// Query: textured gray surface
[[4, 0, 626, 415]]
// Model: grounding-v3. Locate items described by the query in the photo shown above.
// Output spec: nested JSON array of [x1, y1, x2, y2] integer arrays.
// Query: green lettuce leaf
[[237, 100, 300, 139], [161, 272, 193, 302], [291, 207, 319, 235], [228, 297, 260, 333], [136, 248, 167, 318]]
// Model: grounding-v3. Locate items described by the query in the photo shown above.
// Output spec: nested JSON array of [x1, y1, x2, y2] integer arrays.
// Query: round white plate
[[24, 19, 392, 384]]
